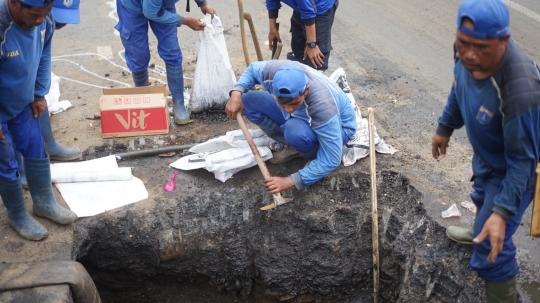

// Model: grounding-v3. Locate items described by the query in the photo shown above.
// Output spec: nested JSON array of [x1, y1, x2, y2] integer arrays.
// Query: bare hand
[[200, 4, 216, 18], [432, 133, 450, 160], [31, 100, 47, 118], [473, 212, 506, 262], [225, 91, 244, 120], [303, 45, 324, 68], [0, 129, 4, 140], [183, 16, 206, 31], [265, 176, 294, 194], [268, 28, 282, 50]]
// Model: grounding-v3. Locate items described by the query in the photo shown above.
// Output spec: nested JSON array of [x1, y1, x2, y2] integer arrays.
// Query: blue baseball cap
[[18, 0, 54, 6], [272, 66, 308, 102], [457, 0, 510, 39], [52, 0, 80, 24]]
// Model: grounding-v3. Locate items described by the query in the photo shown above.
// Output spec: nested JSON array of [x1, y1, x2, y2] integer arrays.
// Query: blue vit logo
[[63, 0, 73, 7]]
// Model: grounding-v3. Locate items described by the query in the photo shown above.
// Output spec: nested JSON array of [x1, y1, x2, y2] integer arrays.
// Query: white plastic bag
[[189, 14, 236, 113], [45, 72, 73, 115]]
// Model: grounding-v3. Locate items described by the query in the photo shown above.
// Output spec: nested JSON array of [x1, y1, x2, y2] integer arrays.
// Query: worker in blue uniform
[[225, 60, 356, 193], [16, 0, 82, 187], [266, 0, 338, 72], [0, 0, 78, 241], [115, 0, 215, 125], [432, 0, 540, 301]]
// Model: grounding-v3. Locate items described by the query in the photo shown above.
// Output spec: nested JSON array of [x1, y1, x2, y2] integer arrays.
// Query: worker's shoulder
[[495, 39, 540, 123]]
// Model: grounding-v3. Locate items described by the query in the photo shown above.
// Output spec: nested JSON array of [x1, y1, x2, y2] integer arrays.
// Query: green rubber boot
[[485, 277, 517, 303], [446, 210, 479, 245], [446, 225, 474, 244]]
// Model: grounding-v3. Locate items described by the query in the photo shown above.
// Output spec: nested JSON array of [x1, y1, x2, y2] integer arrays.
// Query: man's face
[[275, 86, 309, 114], [455, 19, 508, 75], [10, 0, 53, 28]]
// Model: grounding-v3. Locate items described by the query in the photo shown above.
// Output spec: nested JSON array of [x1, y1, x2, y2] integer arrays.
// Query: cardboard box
[[100, 86, 169, 138]]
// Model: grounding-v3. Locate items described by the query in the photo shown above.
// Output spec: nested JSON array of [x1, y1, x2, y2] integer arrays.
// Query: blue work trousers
[[469, 175, 532, 282], [242, 90, 348, 157], [0, 105, 46, 180], [115, 0, 183, 73]]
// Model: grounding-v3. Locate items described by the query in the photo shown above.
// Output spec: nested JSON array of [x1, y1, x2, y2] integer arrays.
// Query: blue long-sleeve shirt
[[437, 39, 540, 219], [0, 0, 54, 123], [120, 0, 208, 26], [266, 0, 335, 26], [231, 60, 356, 189]]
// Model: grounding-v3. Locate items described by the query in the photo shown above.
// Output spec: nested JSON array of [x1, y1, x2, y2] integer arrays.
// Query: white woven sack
[[189, 14, 236, 113]]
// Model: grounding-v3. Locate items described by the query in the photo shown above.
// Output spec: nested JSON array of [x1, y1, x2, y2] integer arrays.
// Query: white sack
[[171, 146, 272, 182], [328, 68, 397, 166], [189, 14, 236, 113], [189, 129, 275, 153]]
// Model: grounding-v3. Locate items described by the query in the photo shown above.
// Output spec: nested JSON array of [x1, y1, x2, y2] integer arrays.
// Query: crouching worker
[[0, 0, 78, 241], [225, 60, 356, 194]]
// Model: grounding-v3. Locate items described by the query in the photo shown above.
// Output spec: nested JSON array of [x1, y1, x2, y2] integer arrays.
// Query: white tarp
[[53, 156, 148, 217]]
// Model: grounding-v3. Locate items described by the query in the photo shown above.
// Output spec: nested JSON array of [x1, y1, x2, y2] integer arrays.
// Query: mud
[[73, 153, 484, 303]]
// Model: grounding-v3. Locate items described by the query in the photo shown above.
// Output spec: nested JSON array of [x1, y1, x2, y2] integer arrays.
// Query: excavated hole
[[73, 147, 484, 303]]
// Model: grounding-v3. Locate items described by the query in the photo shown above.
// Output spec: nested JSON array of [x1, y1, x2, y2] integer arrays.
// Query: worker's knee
[[283, 119, 318, 154]]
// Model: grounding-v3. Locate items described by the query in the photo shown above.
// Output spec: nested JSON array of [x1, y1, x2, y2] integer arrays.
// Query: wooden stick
[[368, 108, 380, 303], [237, 0, 250, 66], [272, 43, 283, 60], [531, 164, 540, 237], [243, 12, 263, 62], [236, 112, 287, 206]]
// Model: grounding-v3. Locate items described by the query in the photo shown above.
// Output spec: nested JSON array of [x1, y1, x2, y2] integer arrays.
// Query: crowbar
[[236, 112, 292, 210]]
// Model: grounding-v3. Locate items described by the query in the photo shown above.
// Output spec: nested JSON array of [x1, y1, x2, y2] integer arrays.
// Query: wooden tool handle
[[368, 108, 380, 303], [243, 12, 263, 62], [236, 112, 272, 180], [237, 0, 250, 66], [531, 164, 540, 237]]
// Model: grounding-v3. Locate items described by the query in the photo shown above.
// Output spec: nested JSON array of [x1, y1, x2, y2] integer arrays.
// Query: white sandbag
[[328, 68, 397, 166], [189, 129, 275, 153], [189, 14, 236, 113], [170, 147, 272, 182]]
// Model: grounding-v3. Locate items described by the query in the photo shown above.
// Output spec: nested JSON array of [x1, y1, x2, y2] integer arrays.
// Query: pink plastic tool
[[163, 171, 178, 192]]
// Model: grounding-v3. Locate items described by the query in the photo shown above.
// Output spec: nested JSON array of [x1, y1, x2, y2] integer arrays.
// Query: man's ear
[[499, 34, 510, 47], [304, 84, 310, 95]]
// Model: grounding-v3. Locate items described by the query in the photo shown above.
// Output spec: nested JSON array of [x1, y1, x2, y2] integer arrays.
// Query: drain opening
[[73, 154, 483, 303]]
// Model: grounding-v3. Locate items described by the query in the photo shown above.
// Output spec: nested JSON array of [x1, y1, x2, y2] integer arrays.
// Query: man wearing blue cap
[[432, 0, 540, 301], [15, 0, 82, 188], [115, 0, 215, 125], [225, 60, 356, 194], [266, 0, 338, 72], [0, 0, 78, 241]]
